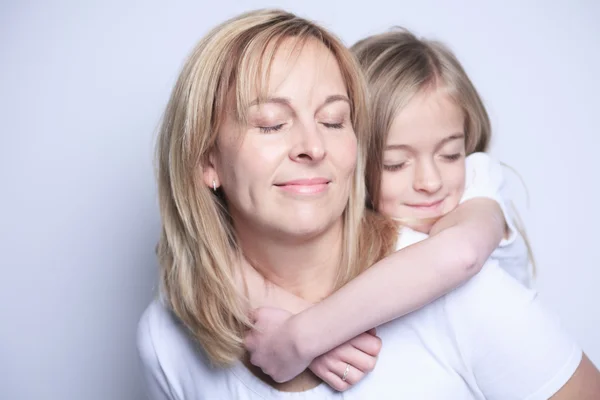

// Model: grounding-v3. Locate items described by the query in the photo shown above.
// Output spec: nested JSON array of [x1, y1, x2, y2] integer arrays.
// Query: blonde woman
[[137, 9, 600, 399]]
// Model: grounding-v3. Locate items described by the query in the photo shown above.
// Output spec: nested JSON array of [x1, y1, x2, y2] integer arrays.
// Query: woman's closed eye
[[258, 123, 285, 133]]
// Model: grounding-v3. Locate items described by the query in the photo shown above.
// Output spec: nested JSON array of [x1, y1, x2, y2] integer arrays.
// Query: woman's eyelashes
[[256, 120, 346, 133], [258, 123, 285, 133]]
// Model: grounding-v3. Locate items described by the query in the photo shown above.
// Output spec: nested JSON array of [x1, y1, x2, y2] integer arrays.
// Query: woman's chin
[[275, 216, 342, 239]]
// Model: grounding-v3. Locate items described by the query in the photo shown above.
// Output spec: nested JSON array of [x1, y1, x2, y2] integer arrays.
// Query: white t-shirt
[[138, 260, 581, 399], [138, 153, 580, 399], [461, 152, 532, 287]]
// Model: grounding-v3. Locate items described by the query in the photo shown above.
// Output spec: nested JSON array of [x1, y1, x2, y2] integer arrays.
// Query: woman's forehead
[[232, 37, 349, 113]]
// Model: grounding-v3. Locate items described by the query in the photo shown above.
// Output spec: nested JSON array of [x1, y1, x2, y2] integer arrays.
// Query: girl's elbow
[[459, 240, 482, 277]]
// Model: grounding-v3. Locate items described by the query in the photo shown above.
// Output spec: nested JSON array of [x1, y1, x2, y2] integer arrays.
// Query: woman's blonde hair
[[155, 9, 395, 367], [352, 28, 535, 276]]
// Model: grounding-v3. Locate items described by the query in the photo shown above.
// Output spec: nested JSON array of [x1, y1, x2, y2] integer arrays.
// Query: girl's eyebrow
[[385, 132, 465, 151]]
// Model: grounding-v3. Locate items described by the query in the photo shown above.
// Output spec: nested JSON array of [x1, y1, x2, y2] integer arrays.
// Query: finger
[[320, 370, 351, 392], [320, 343, 374, 376], [367, 327, 377, 336], [339, 362, 353, 384], [334, 342, 377, 373], [349, 332, 382, 357], [327, 362, 363, 391], [322, 340, 378, 373]]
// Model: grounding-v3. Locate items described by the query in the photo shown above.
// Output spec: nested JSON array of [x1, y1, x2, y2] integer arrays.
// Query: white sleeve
[[444, 261, 582, 400], [462, 152, 517, 248], [462, 151, 533, 284], [137, 303, 179, 400]]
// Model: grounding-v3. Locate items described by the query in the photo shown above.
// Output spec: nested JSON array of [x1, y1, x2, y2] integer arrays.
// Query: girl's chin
[[392, 215, 444, 234], [408, 220, 437, 234]]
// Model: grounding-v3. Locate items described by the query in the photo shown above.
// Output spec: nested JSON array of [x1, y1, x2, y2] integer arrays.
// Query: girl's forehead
[[387, 90, 464, 143]]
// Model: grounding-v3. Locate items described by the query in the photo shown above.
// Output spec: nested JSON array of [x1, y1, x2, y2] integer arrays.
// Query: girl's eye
[[322, 122, 344, 129], [259, 124, 285, 133], [442, 153, 462, 161], [383, 163, 406, 172]]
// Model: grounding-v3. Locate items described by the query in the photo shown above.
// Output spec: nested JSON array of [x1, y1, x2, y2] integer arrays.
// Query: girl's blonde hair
[[352, 28, 535, 276], [351, 28, 491, 209], [155, 9, 395, 367]]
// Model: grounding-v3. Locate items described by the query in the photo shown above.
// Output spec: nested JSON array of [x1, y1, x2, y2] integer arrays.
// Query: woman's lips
[[274, 178, 331, 195]]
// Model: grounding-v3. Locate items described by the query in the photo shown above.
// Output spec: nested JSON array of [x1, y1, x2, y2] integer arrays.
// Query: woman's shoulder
[[138, 297, 186, 352], [440, 258, 545, 336], [440, 261, 582, 398], [444, 258, 535, 310], [388, 256, 536, 336], [137, 299, 338, 399], [138, 298, 183, 369], [137, 297, 218, 399], [137, 296, 209, 366]]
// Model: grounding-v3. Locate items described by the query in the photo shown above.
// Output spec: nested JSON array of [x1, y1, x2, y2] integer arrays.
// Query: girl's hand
[[245, 307, 310, 382], [309, 328, 382, 391], [244, 307, 382, 390]]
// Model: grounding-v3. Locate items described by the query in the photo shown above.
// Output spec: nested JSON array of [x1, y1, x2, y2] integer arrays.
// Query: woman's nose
[[289, 122, 326, 163]]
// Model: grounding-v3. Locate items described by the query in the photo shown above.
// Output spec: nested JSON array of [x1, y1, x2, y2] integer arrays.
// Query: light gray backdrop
[[1, 0, 598, 399]]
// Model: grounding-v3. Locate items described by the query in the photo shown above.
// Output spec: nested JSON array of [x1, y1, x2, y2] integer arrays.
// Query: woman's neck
[[235, 219, 344, 392], [235, 219, 344, 304]]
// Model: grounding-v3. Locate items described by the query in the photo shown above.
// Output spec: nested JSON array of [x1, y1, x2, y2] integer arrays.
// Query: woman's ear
[[202, 151, 220, 190]]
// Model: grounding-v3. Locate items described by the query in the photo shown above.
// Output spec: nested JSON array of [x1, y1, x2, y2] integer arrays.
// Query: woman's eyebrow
[[248, 97, 292, 108], [248, 94, 350, 111], [316, 94, 350, 112]]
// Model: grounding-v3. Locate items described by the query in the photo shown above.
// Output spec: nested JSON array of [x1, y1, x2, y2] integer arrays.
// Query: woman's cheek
[[326, 131, 358, 177], [341, 133, 358, 172]]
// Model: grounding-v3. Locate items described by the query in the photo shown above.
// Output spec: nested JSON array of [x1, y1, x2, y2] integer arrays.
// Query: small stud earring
[[212, 179, 217, 192]]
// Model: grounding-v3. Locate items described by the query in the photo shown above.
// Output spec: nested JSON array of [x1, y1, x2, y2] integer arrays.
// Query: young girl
[[242, 28, 533, 390]]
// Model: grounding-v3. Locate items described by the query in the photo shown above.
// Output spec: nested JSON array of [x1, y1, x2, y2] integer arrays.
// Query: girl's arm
[[244, 152, 508, 325], [292, 197, 505, 362], [240, 256, 383, 391], [288, 153, 513, 360], [244, 197, 505, 384]]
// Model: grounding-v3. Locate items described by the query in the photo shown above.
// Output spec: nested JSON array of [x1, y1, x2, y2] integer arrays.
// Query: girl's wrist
[[287, 311, 320, 362]]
